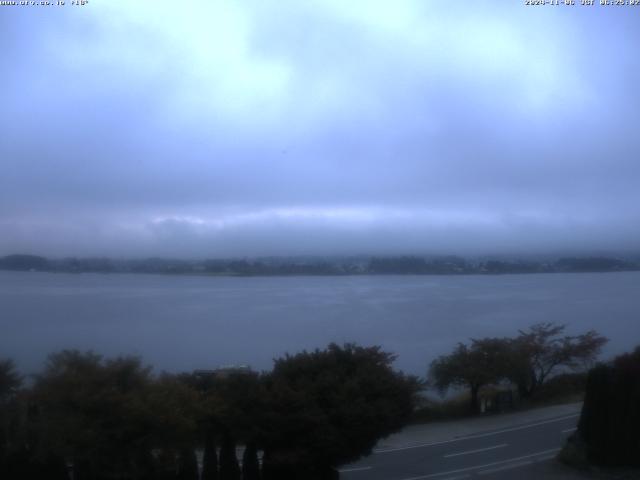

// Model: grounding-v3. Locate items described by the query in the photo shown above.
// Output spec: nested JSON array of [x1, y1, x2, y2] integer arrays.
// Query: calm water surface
[[1, 271, 638, 376]]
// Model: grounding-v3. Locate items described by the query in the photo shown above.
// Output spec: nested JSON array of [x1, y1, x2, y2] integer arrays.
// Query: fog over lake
[[2, 270, 638, 377]]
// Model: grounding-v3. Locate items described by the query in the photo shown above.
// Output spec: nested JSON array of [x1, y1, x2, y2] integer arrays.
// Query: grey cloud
[[1, 1, 639, 257]]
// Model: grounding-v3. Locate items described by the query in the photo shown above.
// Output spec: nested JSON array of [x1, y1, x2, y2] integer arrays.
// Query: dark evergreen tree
[[73, 457, 96, 480], [0, 358, 22, 474], [35, 451, 69, 480], [577, 346, 640, 466], [201, 433, 219, 480], [242, 442, 260, 480], [177, 447, 198, 480], [2, 447, 69, 480], [219, 432, 240, 480], [135, 449, 159, 480], [261, 451, 338, 480], [155, 449, 178, 480]]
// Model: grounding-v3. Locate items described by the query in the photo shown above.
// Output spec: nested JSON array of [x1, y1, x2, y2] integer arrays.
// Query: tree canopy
[[429, 323, 608, 412], [429, 338, 512, 413], [1, 344, 420, 480], [260, 343, 422, 478], [0, 359, 22, 402], [510, 323, 608, 397], [28, 350, 202, 479]]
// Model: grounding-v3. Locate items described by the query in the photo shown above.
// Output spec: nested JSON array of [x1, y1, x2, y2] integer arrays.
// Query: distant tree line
[[0, 344, 421, 480], [1, 254, 639, 276], [428, 323, 608, 413]]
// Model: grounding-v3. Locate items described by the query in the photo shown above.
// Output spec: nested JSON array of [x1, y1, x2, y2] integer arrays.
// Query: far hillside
[[0, 253, 638, 277]]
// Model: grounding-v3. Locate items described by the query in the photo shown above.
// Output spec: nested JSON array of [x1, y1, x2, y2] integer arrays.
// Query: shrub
[[576, 347, 640, 467]]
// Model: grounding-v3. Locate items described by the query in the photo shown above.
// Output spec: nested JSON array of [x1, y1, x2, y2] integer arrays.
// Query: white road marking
[[375, 414, 579, 453], [338, 466, 372, 473], [562, 427, 577, 433], [477, 460, 532, 475], [396, 447, 561, 480], [443, 443, 508, 458]]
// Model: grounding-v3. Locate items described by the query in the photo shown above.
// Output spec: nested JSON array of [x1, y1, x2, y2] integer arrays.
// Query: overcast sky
[[1, 1, 639, 258]]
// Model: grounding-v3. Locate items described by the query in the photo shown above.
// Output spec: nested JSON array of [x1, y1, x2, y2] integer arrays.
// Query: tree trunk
[[517, 381, 528, 399], [516, 369, 537, 399], [470, 384, 480, 414], [527, 370, 539, 397]]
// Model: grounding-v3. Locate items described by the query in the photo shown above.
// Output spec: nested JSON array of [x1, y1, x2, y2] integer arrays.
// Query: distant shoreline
[[1, 253, 638, 278], [3, 269, 640, 280]]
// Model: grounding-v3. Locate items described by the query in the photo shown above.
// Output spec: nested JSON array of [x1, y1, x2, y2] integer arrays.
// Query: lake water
[[1, 271, 639, 376]]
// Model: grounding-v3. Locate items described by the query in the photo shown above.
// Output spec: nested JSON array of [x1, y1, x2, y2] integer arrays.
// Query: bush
[[576, 347, 640, 467], [260, 343, 421, 474], [524, 372, 586, 405], [411, 393, 473, 423]]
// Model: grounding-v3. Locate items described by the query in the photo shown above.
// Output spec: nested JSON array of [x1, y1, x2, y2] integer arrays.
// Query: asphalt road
[[339, 412, 580, 480]]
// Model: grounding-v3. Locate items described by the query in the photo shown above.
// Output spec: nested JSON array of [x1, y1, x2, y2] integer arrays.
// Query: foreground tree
[[242, 442, 261, 480], [0, 359, 23, 477], [31, 351, 156, 479], [260, 343, 421, 479], [176, 447, 198, 480], [429, 338, 512, 413], [30, 351, 202, 480], [201, 432, 219, 480], [429, 324, 608, 411], [219, 431, 241, 480], [510, 323, 608, 398], [198, 369, 265, 480], [0, 360, 21, 402], [564, 346, 640, 467]]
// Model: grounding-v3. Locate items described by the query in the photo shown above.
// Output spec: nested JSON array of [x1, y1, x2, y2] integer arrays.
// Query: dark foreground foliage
[[0, 344, 420, 480], [575, 346, 640, 467], [260, 344, 421, 477]]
